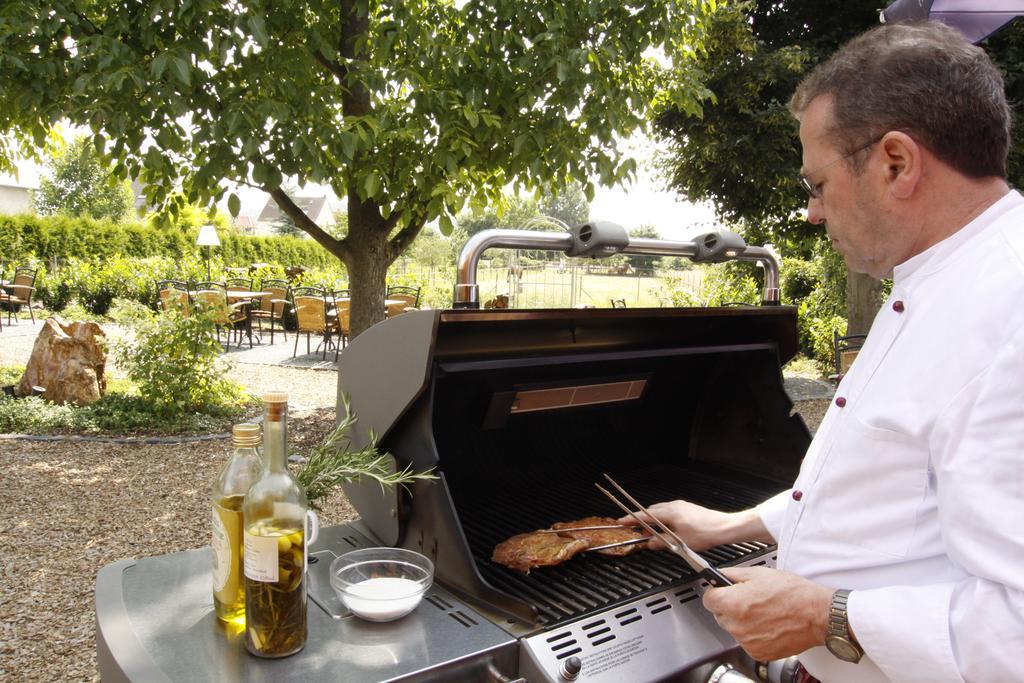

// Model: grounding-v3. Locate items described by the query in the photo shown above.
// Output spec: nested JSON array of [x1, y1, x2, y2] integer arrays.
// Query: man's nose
[[806, 197, 825, 225]]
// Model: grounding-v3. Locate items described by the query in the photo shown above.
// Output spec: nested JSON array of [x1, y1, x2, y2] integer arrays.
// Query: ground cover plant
[[0, 306, 252, 435]]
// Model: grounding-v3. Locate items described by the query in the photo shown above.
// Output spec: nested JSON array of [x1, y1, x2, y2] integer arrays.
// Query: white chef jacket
[[757, 190, 1024, 683]]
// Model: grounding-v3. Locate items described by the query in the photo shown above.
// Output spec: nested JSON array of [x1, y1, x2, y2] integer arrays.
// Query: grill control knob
[[708, 663, 756, 683], [559, 656, 582, 681]]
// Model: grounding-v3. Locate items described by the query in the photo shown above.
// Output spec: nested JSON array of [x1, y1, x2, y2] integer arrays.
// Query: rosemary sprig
[[295, 394, 436, 509]]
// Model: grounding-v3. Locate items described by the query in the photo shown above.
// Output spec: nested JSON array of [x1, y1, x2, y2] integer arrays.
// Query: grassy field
[[472, 265, 705, 308]]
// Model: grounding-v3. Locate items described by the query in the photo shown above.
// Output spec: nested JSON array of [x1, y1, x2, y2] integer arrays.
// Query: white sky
[[1, 132, 722, 242]]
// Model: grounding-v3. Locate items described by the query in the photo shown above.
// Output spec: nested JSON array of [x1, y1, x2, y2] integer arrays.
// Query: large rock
[[17, 317, 108, 406]]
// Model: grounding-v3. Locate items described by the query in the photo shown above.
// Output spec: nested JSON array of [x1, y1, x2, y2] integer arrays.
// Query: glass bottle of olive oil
[[243, 392, 310, 658], [212, 423, 263, 625]]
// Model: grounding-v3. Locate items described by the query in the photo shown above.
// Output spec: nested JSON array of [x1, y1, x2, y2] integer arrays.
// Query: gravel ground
[[0, 318, 831, 681]]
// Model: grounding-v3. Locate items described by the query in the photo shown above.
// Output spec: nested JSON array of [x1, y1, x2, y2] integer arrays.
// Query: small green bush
[[781, 257, 817, 303], [114, 308, 250, 417]]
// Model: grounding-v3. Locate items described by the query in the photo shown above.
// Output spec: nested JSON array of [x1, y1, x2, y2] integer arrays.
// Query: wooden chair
[[156, 280, 192, 316], [386, 285, 420, 316], [0, 267, 38, 324], [291, 286, 339, 360], [194, 281, 249, 350], [250, 279, 290, 344]]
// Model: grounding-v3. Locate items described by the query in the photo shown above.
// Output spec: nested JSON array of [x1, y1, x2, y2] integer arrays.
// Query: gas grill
[[331, 225, 811, 681], [95, 225, 811, 683]]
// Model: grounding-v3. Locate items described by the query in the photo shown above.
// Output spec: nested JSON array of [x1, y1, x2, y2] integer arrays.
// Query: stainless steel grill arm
[[453, 229, 780, 308]]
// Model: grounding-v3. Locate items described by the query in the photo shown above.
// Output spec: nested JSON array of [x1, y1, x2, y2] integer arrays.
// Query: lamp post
[[196, 224, 221, 282]]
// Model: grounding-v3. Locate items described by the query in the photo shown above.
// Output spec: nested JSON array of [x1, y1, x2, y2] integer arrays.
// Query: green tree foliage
[[407, 228, 450, 271], [652, 1, 1024, 337], [653, 0, 882, 254], [32, 136, 133, 222], [0, 0, 715, 336], [456, 193, 540, 236], [538, 181, 590, 228]]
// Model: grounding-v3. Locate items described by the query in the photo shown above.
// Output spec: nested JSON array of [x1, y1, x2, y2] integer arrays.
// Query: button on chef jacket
[[758, 190, 1024, 683]]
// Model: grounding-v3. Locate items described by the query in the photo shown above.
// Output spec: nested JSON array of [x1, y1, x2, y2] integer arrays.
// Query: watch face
[[826, 635, 863, 663]]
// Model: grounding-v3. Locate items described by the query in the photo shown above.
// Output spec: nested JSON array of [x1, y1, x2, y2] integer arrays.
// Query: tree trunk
[[845, 270, 884, 336], [345, 219, 390, 339]]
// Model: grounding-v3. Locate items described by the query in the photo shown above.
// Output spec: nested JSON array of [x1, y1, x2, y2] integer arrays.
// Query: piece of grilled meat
[[552, 516, 647, 557], [491, 532, 591, 573]]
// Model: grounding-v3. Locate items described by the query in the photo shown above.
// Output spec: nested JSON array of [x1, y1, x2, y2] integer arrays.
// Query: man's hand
[[617, 500, 773, 551], [702, 567, 833, 661]]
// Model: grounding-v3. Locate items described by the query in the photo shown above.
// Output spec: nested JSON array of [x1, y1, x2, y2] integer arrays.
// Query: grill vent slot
[[675, 587, 698, 605], [557, 647, 583, 660], [551, 639, 579, 653], [448, 611, 478, 628], [425, 595, 455, 611], [546, 631, 573, 643]]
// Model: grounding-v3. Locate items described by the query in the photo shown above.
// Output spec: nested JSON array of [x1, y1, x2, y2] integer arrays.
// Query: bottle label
[[211, 507, 231, 592], [244, 531, 280, 583]]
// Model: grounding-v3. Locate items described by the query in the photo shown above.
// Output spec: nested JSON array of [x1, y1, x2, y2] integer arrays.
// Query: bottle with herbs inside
[[212, 423, 263, 625], [243, 392, 314, 658]]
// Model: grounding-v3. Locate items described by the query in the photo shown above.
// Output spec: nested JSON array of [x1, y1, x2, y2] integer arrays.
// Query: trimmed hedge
[[0, 213, 337, 269]]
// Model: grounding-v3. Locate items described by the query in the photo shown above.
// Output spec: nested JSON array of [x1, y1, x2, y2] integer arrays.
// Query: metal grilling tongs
[[596, 473, 734, 589]]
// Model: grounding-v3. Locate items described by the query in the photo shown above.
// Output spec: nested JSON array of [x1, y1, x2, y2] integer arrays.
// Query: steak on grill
[[491, 532, 591, 573], [551, 516, 648, 556]]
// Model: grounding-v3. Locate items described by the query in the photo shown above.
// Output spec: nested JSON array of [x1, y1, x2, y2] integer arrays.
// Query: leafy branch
[[295, 394, 436, 509]]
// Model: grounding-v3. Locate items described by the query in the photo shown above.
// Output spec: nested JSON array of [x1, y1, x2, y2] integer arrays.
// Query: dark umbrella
[[881, 0, 1024, 43]]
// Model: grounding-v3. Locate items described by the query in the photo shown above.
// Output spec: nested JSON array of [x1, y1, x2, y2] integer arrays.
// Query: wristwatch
[[825, 589, 864, 663]]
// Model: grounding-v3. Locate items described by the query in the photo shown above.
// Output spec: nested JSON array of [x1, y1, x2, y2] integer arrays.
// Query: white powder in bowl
[[342, 577, 425, 622]]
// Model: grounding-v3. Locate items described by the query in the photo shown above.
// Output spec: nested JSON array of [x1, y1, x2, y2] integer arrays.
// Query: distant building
[[232, 214, 259, 235], [255, 195, 334, 237], [131, 180, 159, 217], [0, 181, 35, 215]]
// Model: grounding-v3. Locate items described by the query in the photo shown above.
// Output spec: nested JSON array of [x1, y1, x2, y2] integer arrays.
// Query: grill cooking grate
[[452, 461, 779, 625]]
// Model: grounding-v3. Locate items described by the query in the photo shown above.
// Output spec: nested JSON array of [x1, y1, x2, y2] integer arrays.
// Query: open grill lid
[[334, 229, 809, 627]]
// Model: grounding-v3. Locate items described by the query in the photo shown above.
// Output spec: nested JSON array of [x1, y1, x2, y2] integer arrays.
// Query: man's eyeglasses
[[798, 137, 882, 199]]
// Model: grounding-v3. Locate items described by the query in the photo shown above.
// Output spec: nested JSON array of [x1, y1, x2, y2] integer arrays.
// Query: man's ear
[[878, 132, 920, 199]]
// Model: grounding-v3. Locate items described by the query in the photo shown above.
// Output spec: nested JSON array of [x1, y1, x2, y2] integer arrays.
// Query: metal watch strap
[[827, 589, 864, 659]]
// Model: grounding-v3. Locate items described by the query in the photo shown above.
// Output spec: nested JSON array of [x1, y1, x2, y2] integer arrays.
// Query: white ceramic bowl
[[329, 547, 434, 622]]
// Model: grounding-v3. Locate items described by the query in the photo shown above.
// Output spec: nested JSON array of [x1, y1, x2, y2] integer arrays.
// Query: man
[[626, 22, 1024, 683]]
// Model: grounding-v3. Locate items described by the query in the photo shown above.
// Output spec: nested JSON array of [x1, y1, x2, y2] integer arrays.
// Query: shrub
[[114, 308, 249, 417], [781, 257, 817, 303], [0, 213, 339, 270]]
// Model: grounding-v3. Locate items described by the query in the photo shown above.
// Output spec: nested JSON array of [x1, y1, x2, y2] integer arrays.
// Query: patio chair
[[291, 286, 340, 360], [194, 281, 250, 351], [0, 267, 38, 324], [833, 331, 867, 380], [250, 279, 290, 344], [226, 277, 254, 293], [333, 298, 351, 350], [156, 280, 192, 316], [610, 298, 627, 308], [386, 285, 420, 316]]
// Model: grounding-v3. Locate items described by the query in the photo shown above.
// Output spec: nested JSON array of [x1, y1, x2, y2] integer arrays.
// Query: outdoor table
[[94, 523, 516, 682], [227, 292, 271, 346]]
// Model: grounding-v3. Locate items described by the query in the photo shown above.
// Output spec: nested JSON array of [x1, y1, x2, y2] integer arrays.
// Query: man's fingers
[[719, 566, 759, 583]]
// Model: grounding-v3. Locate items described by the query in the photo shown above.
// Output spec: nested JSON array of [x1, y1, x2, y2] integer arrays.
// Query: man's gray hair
[[790, 21, 1011, 179]]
